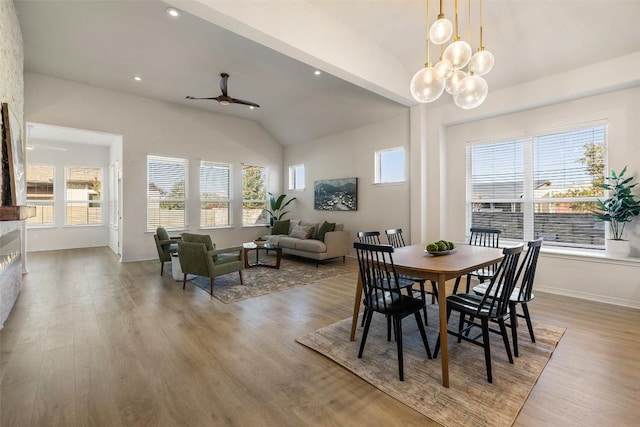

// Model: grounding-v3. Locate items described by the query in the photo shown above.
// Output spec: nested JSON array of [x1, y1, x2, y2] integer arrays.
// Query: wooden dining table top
[[391, 244, 504, 278]]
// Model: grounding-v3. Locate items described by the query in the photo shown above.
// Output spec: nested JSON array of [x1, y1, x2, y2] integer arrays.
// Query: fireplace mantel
[[0, 205, 36, 221]]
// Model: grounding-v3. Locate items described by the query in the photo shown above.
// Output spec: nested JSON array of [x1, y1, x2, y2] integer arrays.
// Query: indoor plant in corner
[[594, 166, 640, 257], [265, 192, 297, 227]]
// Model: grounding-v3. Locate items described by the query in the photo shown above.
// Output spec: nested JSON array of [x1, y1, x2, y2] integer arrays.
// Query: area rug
[[188, 256, 345, 303], [297, 309, 565, 427]]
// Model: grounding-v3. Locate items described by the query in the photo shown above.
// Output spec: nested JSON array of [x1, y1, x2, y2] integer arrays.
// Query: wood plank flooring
[[1, 247, 638, 426]]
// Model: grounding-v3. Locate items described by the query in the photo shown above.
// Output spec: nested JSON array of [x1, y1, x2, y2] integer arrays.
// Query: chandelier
[[410, 0, 494, 109]]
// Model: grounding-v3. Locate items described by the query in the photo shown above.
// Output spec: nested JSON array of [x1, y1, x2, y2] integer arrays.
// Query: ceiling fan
[[185, 73, 260, 108]]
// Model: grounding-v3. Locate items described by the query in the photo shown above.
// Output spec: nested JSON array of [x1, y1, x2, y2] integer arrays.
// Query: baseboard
[[536, 285, 640, 309]]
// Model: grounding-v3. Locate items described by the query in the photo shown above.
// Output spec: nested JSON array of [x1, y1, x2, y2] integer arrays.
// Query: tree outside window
[[242, 164, 267, 225]]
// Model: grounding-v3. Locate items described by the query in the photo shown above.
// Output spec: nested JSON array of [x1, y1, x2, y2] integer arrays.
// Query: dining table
[[349, 243, 504, 387]]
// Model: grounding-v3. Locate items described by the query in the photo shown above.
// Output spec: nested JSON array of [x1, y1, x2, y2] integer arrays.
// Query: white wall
[[284, 113, 411, 250], [26, 140, 111, 251], [24, 72, 283, 262]]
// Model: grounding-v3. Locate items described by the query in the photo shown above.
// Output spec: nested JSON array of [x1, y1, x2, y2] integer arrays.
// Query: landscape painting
[[314, 178, 357, 211]]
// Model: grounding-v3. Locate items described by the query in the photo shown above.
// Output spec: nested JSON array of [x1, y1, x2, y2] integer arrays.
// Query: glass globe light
[[434, 59, 453, 79], [443, 40, 472, 70], [469, 49, 495, 76], [453, 74, 488, 109], [445, 70, 467, 94], [410, 66, 445, 103], [429, 18, 453, 45]]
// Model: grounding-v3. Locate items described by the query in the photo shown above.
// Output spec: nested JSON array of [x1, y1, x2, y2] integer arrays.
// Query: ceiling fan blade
[[219, 73, 229, 97], [185, 96, 220, 100], [229, 97, 260, 108]]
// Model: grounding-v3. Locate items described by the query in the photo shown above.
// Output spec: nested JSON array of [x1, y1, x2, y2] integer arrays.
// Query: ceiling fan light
[[410, 67, 445, 103], [219, 100, 230, 106], [429, 18, 453, 45], [443, 40, 472, 70], [445, 70, 467, 95], [469, 49, 495, 76], [453, 74, 488, 109]]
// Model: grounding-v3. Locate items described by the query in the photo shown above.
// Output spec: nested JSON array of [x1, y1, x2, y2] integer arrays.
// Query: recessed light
[[249, 106, 255, 110], [134, 76, 142, 81], [314, 70, 321, 76], [166, 7, 180, 17]]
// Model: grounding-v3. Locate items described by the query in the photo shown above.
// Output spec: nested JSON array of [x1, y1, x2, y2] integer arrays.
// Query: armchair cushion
[[182, 233, 215, 251], [156, 226, 170, 241]]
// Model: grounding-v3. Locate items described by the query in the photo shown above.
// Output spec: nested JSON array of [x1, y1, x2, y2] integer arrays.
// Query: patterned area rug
[[187, 256, 345, 303], [297, 308, 565, 427]]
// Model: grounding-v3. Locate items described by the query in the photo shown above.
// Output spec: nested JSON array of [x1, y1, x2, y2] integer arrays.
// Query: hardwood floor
[[1, 247, 638, 426]]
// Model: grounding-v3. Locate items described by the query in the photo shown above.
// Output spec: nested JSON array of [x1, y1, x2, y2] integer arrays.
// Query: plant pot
[[605, 239, 630, 258]]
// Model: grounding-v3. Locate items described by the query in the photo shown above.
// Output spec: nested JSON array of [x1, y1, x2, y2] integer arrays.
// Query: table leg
[[349, 273, 363, 341], [437, 273, 450, 387]]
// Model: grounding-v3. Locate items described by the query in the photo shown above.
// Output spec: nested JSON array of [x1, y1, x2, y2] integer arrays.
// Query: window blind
[[200, 161, 231, 227], [147, 155, 188, 230]]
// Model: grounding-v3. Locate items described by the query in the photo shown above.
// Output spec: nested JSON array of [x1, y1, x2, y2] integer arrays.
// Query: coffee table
[[243, 242, 282, 269]]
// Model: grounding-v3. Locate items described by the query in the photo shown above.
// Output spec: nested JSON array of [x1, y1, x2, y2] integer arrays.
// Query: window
[[200, 161, 231, 228], [26, 164, 55, 226], [375, 147, 405, 183], [242, 164, 267, 226], [288, 164, 305, 190], [147, 155, 188, 231], [65, 166, 103, 225], [467, 125, 606, 248]]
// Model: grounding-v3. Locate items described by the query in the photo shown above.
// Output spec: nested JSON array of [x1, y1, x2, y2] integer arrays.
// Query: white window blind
[[65, 166, 103, 225], [467, 124, 606, 248], [147, 155, 187, 231], [242, 164, 268, 226], [200, 161, 231, 228], [26, 163, 55, 226]]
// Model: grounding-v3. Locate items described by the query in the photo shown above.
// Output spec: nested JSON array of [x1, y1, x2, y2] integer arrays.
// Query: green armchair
[[177, 233, 244, 295], [154, 226, 181, 276]]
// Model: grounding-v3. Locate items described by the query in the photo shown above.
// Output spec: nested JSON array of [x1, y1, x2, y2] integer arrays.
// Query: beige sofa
[[263, 220, 349, 264]]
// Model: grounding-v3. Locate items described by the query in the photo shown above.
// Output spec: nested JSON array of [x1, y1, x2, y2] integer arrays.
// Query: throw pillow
[[290, 224, 313, 239], [272, 219, 290, 235], [316, 221, 336, 242]]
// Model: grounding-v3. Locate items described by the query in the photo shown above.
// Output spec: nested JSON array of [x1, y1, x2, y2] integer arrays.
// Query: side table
[[243, 242, 282, 269]]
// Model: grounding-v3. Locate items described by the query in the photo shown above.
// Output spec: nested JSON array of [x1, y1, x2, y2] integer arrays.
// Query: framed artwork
[[314, 177, 357, 211], [1, 103, 26, 206]]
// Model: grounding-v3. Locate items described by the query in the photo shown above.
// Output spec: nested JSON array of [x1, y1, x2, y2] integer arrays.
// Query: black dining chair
[[357, 231, 418, 337], [452, 227, 502, 294], [434, 244, 523, 383], [354, 242, 432, 381], [385, 228, 438, 324], [473, 238, 543, 357]]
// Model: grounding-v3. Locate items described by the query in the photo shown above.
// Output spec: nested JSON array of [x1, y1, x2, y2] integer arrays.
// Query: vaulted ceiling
[[15, 1, 640, 146]]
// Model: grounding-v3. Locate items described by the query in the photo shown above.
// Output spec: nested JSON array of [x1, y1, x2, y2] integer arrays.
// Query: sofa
[[263, 219, 349, 264]]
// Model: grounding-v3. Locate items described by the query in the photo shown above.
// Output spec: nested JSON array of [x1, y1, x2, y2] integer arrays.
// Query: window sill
[[499, 239, 640, 266], [539, 245, 640, 266], [372, 181, 406, 187], [199, 225, 234, 230]]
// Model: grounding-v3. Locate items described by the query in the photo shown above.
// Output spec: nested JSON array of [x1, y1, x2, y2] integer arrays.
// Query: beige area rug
[[186, 255, 345, 303], [297, 308, 565, 427]]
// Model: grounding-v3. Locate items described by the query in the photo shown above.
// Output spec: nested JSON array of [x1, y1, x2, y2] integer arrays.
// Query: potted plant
[[594, 166, 640, 257], [265, 192, 297, 227]]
